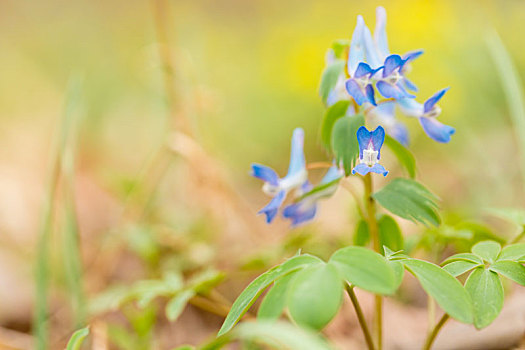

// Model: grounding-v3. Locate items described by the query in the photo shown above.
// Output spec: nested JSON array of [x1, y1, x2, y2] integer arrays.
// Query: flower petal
[[370, 163, 389, 177], [258, 190, 286, 223], [402, 77, 418, 92], [423, 88, 449, 114], [321, 165, 344, 184], [365, 84, 377, 106], [370, 126, 386, 158], [287, 128, 306, 176], [419, 117, 455, 143], [374, 6, 389, 60], [403, 50, 424, 62], [363, 24, 381, 69], [251, 164, 279, 186], [390, 122, 410, 146], [383, 54, 404, 77], [346, 79, 367, 105], [356, 126, 371, 158], [348, 15, 365, 74], [352, 163, 371, 176], [397, 97, 424, 117], [377, 81, 412, 100], [354, 62, 375, 78], [282, 202, 317, 227]]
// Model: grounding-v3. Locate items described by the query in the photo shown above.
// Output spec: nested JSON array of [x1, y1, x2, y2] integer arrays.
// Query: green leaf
[[329, 246, 396, 295], [442, 260, 481, 277], [331, 39, 350, 58], [465, 267, 504, 329], [377, 214, 404, 252], [353, 220, 370, 246], [172, 346, 195, 350], [187, 269, 225, 294], [320, 100, 351, 152], [472, 240, 501, 263], [66, 326, 90, 350], [297, 177, 341, 203], [402, 259, 473, 324], [287, 263, 343, 330], [257, 273, 294, 321], [319, 60, 345, 104], [498, 243, 525, 261], [372, 178, 440, 226], [332, 115, 365, 175], [233, 321, 334, 350], [384, 135, 416, 178], [166, 290, 195, 322], [441, 253, 484, 265], [490, 260, 525, 286], [218, 254, 321, 336], [389, 260, 405, 290]]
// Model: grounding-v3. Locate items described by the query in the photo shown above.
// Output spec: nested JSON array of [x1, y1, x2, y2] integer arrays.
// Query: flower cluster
[[250, 7, 454, 226], [326, 6, 455, 145], [251, 128, 343, 226]]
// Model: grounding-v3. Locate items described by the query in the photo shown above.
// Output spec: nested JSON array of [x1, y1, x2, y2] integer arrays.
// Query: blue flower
[[283, 165, 343, 227], [352, 126, 389, 176], [398, 88, 455, 143], [376, 54, 415, 100], [345, 63, 379, 106], [251, 128, 308, 223]]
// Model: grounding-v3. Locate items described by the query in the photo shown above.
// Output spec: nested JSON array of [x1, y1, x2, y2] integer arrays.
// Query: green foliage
[[217, 321, 334, 350], [66, 327, 89, 350], [402, 259, 474, 324], [218, 254, 322, 336], [384, 135, 416, 178], [353, 220, 369, 246], [465, 267, 504, 329], [377, 214, 404, 252], [442, 253, 483, 265], [320, 100, 351, 152], [257, 273, 294, 321], [499, 243, 525, 260], [332, 115, 365, 175], [489, 260, 525, 286], [90, 269, 223, 325], [329, 246, 396, 295], [372, 178, 440, 226], [471, 240, 501, 264], [166, 290, 195, 321], [331, 39, 350, 58], [319, 60, 345, 104], [442, 260, 481, 277], [353, 215, 403, 253], [287, 263, 343, 330]]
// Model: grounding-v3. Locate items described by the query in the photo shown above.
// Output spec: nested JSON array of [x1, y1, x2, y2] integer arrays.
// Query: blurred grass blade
[[61, 76, 86, 327], [66, 326, 90, 350], [34, 76, 83, 349], [487, 31, 525, 191]]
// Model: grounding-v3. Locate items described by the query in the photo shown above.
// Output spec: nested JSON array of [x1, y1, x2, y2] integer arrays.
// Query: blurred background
[[1, 0, 525, 349]]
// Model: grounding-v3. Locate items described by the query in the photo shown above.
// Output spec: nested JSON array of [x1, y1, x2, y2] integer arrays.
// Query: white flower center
[[385, 70, 401, 85], [362, 147, 378, 167], [262, 182, 280, 196], [424, 105, 441, 118]]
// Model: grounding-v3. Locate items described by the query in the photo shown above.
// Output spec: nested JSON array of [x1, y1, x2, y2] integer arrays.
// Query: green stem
[[345, 284, 376, 350], [363, 173, 382, 350], [422, 313, 449, 350]]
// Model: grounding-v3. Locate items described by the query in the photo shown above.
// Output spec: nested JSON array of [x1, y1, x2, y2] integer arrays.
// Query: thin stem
[[345, 284, 376, 350], [363, 173, 382, 350], [422, 313, 450, 350], [306, 161, 333, 170], [427, 295, 435, 334]]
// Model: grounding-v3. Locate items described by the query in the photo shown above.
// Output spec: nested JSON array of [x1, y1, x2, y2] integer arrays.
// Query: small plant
[[210, 6, 525, 350]]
